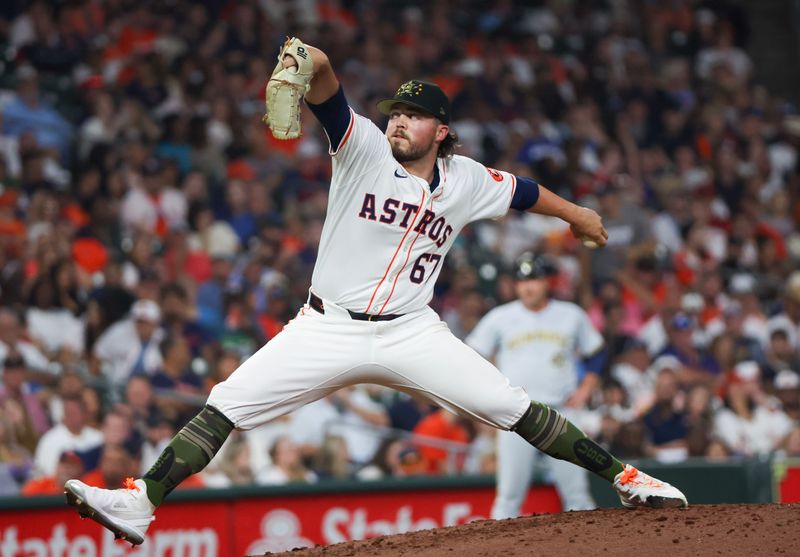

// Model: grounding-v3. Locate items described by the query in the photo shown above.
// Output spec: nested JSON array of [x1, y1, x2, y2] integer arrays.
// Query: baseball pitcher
[[467, 254, 605, 517], [64, 37, 686, 545]]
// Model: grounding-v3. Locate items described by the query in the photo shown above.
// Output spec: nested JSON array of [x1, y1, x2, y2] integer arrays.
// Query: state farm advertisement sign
[[0, 485, 560, 556], [0, 500, 230, 557]]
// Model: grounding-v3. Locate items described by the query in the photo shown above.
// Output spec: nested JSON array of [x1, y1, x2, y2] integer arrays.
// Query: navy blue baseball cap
[[377, 80, 451, 124], [515, 253, 557, 280], [622, 337, 648, 352], [670, 313, 694, 330]]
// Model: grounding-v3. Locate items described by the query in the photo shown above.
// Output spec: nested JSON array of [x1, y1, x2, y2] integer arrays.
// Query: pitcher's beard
[[391, 137, 434, 162]]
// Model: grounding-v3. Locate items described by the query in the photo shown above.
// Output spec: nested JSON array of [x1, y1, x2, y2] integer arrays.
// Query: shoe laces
[[124, 477, 140, 492], [619, 466, 663, 488]]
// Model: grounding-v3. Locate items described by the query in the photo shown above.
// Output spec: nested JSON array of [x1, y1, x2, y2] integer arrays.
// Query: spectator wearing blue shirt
[[643, 366, 689, 461], [659, 313, 720, 384], [151, 335, 203, 428], [225, 179, 258, 247], [2, 65, 73, 161], [150, 335, 203, 392]]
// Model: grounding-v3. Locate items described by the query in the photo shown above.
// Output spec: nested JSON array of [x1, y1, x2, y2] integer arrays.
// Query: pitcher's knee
[[476, 389, 531, 430]]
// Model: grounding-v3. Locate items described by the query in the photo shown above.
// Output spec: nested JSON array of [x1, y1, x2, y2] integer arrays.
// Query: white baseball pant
[[207, 294, 531, 432]]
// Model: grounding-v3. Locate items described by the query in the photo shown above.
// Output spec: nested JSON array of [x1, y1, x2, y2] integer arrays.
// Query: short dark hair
[[159, 334, 185, 358], [771, 328, 789, 341], [160, 282, 187, 301], [437, 129, 460, 159], [3, 351, 25, 369]]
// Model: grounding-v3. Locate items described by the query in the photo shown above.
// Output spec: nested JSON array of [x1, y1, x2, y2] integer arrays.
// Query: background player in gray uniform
[[467, 254, 605, 517], [63, 38, 686, 546]]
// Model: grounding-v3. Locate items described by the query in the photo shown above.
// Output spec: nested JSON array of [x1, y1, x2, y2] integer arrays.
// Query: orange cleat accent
[[619, 465, 638, 485], [613, 464, 688, 509]]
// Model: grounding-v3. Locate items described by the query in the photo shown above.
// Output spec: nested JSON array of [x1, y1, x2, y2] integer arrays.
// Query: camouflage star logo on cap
[[397, 81, 424, 96], [377, 79, 451, 124]]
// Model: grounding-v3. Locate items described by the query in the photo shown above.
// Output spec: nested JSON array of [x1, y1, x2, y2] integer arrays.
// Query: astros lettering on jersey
[[312, 110, 517, 316]]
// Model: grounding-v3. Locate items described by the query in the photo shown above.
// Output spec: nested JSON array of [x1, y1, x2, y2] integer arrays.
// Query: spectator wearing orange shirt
[[22, 450, 83, 496], [412, 409, 470, 474], [257, 286, 291, 341], [79, 444, 139, 490]]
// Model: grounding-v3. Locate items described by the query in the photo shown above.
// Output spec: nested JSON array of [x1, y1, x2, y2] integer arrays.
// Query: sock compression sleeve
[[512, 401, 624, 483], [142, 405, 234, 506]]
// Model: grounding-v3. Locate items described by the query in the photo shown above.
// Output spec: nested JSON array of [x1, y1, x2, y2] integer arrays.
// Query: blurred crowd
[[0, 0, 799, 497]]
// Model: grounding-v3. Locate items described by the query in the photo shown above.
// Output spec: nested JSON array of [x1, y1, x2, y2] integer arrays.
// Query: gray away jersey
[[466, 299, 603, 406]]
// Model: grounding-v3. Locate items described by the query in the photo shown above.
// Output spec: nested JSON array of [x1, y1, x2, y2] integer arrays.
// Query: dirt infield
[[257, 503, 799, 557]]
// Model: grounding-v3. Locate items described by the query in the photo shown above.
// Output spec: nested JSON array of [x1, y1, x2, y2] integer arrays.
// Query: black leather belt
[[309, 293, 402, 322]]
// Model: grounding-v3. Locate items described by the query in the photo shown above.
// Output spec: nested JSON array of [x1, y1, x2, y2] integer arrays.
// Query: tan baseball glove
[[262, 37, 314, 140]]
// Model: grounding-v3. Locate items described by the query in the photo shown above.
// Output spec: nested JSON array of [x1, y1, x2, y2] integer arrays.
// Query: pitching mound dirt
[[256, 503, 799, 557]]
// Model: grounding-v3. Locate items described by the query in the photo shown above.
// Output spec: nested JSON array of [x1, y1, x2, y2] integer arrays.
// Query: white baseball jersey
[[466, 299, 603, 406], [311, 109, 517, 316]]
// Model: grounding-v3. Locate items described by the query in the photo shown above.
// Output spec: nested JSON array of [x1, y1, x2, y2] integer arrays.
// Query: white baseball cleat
[[613, 464, 688, 509], [64, 478, 156, 546]]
